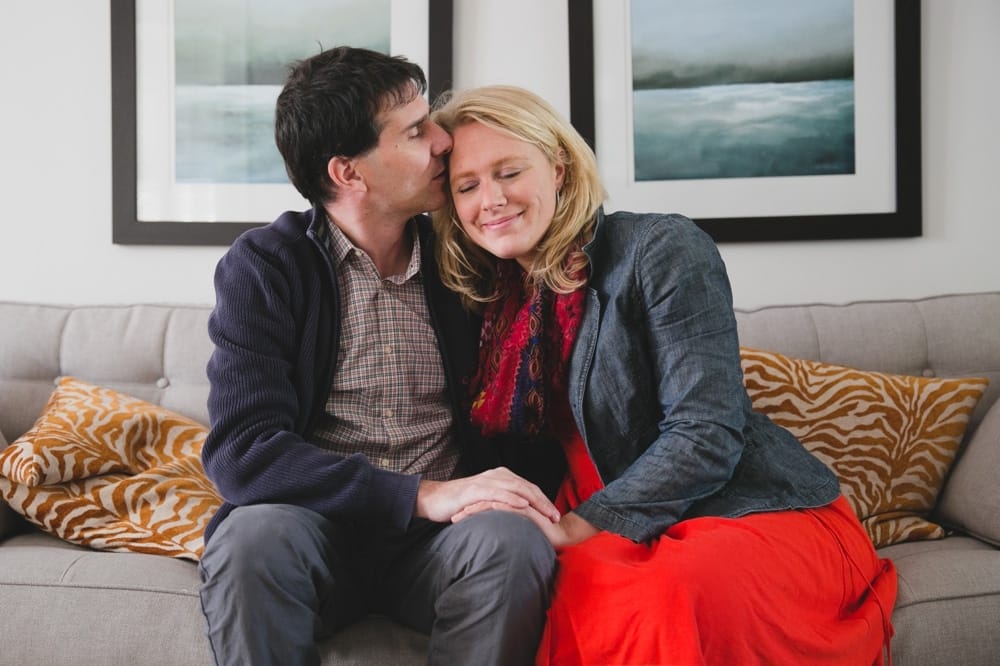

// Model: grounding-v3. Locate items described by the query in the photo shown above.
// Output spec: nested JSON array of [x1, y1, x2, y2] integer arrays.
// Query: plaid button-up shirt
[[311, 219, 459, 481]]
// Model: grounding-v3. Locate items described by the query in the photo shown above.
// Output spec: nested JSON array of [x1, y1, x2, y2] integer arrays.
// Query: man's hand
[[414, 467, 561, 524], [451, 501, 600, 549]]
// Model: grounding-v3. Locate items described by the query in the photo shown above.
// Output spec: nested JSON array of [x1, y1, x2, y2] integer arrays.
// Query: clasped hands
[[414, 467, 599, 549]]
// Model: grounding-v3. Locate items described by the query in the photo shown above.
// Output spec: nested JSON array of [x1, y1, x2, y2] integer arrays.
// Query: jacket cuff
[[367, 467, 421, 532], [574, 499, 653, 543]]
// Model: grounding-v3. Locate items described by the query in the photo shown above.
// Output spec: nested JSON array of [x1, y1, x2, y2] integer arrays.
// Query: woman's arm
[[573, 216, 750, 542]]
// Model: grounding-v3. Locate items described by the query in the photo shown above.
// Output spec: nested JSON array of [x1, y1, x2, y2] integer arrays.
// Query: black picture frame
[[111, 0, 454, 246], [568, 0, 921, 243]]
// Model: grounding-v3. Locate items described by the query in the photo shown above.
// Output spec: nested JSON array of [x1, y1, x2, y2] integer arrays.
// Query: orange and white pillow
[[740, 347, 987, 548], [0, 377, 221, 560]]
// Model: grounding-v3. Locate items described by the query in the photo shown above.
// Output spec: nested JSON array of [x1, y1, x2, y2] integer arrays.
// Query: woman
[[431, 85, 897, 665]]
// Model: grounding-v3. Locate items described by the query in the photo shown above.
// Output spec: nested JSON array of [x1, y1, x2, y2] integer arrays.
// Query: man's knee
[[200, 504, 332, 584], [455, 511, 557, 584]]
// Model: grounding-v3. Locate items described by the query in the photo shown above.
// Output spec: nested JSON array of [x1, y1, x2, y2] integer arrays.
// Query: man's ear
[[327, 156, 367, 192]]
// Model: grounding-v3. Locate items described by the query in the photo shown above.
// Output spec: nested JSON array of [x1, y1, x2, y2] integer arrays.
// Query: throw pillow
[[936, 397, 1000, 546], [740, 347, 987, 549], [0, 377, 221, 560]]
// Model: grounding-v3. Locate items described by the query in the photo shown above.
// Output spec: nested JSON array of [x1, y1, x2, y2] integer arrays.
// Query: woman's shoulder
[[601, 209, 711, 240], [594, 209, 717, 255]]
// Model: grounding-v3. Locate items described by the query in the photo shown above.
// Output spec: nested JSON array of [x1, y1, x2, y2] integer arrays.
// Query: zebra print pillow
[[0, 377, 221, 560], [741, 347, 988, 548]]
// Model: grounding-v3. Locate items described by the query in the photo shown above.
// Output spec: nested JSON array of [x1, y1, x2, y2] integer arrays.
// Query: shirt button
[[384, 345, 393, 355], [383, 408, 394, 418], [379, 457, 390, 467]]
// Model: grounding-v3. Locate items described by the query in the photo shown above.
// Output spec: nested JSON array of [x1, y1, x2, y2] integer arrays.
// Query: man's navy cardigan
[[201, 207, 484, 542]]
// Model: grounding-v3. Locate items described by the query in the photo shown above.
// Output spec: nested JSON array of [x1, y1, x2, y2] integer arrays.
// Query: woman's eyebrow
[[450, 155, 522, 181]]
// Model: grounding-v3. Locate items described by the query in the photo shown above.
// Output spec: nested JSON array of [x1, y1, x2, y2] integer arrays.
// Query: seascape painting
[[173, 0, 390, 184], [630, 0, 855, 181]]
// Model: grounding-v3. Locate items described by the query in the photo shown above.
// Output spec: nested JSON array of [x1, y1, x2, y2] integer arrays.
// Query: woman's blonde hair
[[432, 85, 606, 308]]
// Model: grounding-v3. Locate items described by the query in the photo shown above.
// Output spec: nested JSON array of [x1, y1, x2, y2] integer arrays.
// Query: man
[[199, 47, 559, 666]]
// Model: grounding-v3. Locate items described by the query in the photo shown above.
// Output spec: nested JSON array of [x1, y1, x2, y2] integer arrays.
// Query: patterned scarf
[[469, 260, 586, 439]]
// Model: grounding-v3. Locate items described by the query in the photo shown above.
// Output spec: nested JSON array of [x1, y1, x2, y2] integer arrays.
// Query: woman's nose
[[482, 182, 506, 210]]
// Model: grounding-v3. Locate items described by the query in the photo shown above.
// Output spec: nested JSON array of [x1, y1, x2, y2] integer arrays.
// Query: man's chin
[[422, 193, 448, 214]]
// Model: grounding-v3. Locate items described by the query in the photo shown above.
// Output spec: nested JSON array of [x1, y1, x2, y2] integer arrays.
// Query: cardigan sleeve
[[202, 230, 420, 537]]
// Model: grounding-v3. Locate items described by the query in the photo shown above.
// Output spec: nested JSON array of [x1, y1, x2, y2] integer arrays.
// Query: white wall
[[1, 0, 997, 308]]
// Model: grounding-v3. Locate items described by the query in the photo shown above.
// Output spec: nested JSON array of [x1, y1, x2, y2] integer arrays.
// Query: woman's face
[[448, 121, 564, 270]]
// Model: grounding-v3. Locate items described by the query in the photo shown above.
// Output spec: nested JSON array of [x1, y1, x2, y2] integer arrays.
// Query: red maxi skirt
[[537, 438, 898, 665]]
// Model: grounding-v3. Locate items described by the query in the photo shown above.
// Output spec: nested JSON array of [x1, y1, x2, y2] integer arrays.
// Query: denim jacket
[[569, 209, 839, 542]]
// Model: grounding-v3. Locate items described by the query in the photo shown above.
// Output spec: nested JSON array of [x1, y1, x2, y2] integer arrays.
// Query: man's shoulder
[[235, 208, 317, 251], [220, 209, 328, 276]]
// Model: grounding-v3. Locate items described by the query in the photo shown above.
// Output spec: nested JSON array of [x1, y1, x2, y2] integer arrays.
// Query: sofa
[[1, 292, 998, 665]]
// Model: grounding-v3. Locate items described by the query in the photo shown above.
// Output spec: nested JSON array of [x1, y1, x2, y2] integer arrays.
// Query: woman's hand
[[452, 501, 600, 548]]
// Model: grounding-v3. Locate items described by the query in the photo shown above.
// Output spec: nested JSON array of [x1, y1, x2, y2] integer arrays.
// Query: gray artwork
[[630, 0, 855, 181], [173, 0, 390, 184]]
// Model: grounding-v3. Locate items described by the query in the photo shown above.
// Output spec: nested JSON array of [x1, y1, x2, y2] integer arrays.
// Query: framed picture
[[111, 0, 454, 245], [568, 0, 921, 242]]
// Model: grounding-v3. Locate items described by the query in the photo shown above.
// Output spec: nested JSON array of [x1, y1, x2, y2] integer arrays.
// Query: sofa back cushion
[[0, 303, 214, 442], [734, 292, 1000, 433]]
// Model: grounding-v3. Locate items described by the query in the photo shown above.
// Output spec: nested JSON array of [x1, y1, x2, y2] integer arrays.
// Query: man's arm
[[203, 233, 420, 531]]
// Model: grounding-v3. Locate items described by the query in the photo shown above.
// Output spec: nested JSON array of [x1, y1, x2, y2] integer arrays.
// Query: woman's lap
[[537, 497, 896, 666]]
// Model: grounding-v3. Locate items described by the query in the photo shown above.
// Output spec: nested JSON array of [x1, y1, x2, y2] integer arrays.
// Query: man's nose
[[431, 122, 453, 155]]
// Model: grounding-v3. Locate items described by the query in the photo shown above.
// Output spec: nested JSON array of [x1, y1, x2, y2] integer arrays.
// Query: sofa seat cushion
[[877, 536, 1000, 665], [0, 531, 210, 665], [0, 531, 427, 665]]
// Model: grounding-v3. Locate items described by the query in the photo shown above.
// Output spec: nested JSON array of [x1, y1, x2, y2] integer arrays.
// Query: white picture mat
[[134, 0, 430, 223], [593, 0, 897, 219]]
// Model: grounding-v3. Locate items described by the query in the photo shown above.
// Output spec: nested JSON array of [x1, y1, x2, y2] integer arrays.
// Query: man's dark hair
[[275, 46, 427, 204]]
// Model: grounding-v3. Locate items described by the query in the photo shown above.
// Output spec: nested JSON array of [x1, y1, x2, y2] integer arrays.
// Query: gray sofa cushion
[[878, 536, 1000, 665], [0, 532, 210, 664], [937, 399, 1000, 546], [0, 531, 427, 665]]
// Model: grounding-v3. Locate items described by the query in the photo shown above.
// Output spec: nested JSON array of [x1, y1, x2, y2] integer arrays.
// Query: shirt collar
[[326, 215, 422, 283]]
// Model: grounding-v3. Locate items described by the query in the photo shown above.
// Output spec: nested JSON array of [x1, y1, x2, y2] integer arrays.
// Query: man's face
[[353, 91, 453, 218]]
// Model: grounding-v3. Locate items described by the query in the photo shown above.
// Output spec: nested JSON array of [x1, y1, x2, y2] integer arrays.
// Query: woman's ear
[[554, 161, 567, 192], [327, 156, 366, 192], [554, 148, 568, 190]]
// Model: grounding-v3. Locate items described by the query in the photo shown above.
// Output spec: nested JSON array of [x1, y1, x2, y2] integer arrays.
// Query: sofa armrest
[[937, 398, 1000, 546], [0, 426, 17, 540]]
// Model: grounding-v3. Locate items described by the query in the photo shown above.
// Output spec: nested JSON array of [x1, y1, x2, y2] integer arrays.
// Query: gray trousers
[[198, 504, 556, 666]]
